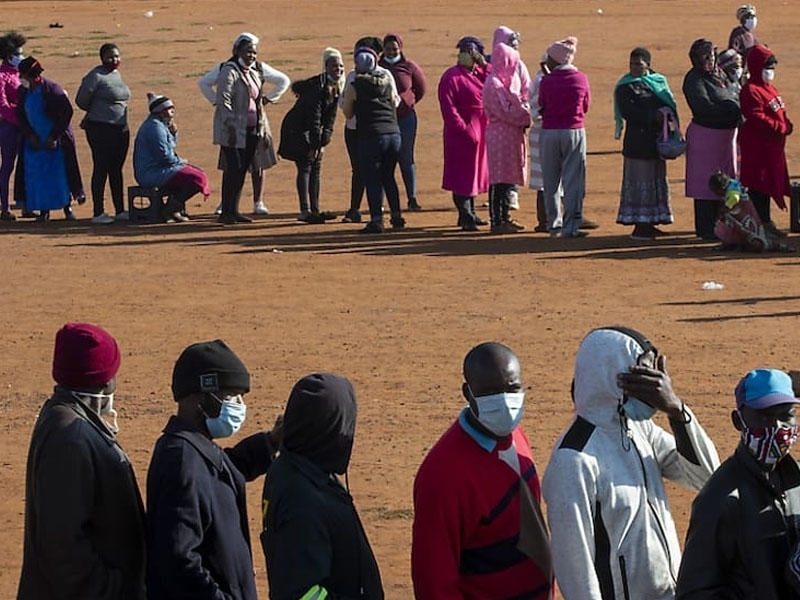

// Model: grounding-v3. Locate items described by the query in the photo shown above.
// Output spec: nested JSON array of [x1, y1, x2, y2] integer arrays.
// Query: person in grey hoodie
[[542, 326, 719, 600]]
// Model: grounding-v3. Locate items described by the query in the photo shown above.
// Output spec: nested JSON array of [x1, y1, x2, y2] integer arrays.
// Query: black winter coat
[[682, 68, 741, 130], [146, 416, 275, 600], [616, 80, 666, 160], [17, 388, 146, 600], [278, 74, 338, 162]]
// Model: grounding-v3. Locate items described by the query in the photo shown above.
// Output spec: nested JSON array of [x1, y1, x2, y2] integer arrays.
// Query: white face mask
[[763, 68, 775, 83], [745, 17, 757, 31], [472, 391, 525, 437], [383, 54, 401, 65], [19, 79, 29, 89], [733, 67, 744, 81], [72, 391, 119, 433]]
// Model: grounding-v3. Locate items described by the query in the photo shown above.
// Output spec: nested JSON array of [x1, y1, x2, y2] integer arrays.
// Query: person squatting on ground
[[213, 34, 271, 225], [16, 56, 85, 223], [613, 47, 678, 240], [412, 342, 553, 600], [133, 92, 210, 223], [538, 36, 590, 239], [708, 171, 791, 252], [739, 43, 792, 236], [146, 339, 283, 600], [75, 43, 131, 224], [341, 46, 405, 234], [482, 42, 531, 235], [17, 323, 146, 600], [199, 32, 289, 217], [677, 368, 800, 599], [438, 36, 490, 232], [0, 31, 25, 221], [542, 326, 720, 600], [682, 38, 742, 241], [379, 32, 426, 213], [261, 373, 385, 600], [278, 48, 344, 224]]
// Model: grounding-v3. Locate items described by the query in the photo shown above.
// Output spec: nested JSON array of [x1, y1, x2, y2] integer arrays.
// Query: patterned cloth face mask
[[739, 414, 799, 467]]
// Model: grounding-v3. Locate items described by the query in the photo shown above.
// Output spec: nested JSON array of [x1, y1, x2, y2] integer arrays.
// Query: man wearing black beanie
[[261, 372, 384, 600], [146, 339, 283, 600]]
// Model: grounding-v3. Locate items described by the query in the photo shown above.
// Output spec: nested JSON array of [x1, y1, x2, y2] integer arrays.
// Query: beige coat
[[212, 61, 266, 149]]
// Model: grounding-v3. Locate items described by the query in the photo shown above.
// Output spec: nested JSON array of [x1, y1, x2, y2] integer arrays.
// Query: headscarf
[[547, 36, 577, 65], [18, 56, 43, 79], [613, 47, 677, 139], [232, 32, 258, 54], [689, 38, 716, 73], [322, 47, 344, 92], [737, 4, 756, 22], [489, 43, 520, 94], [383, 32, 403, 49], [354, 47, 378, 74]]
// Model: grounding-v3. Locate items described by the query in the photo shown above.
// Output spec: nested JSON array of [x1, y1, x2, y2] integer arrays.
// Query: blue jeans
[[397, 111, 417, 201], [358, 132, 401, 223]]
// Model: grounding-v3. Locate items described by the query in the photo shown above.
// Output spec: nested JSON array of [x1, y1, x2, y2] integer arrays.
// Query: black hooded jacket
[[261, 373, 384, 600]]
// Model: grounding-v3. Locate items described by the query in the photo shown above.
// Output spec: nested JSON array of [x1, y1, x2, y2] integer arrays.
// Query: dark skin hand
[[461, 342, 522, 438], [616, 352, 684, 419]]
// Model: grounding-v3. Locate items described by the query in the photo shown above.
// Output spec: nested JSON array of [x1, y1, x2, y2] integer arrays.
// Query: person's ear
[[462, 382, 478, 415], [731, 409, 745, 432]]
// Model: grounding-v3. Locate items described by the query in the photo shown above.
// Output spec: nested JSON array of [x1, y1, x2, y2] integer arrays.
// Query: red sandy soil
[[2, 1, 800, 598]]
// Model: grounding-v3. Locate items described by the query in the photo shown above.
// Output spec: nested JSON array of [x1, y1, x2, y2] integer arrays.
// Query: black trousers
[[294, 155, 322, 214], [693, 198, 720, 239], [748, 189, 771, 224], [344, 127, 364, 212], [84, 121, 129, 216], [488, 183, 513, 226], [220, 133, 258, 218]]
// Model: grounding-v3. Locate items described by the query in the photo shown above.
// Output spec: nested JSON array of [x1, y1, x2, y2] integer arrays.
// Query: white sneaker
[[91, 213, 115, 224], [508, 190, 520, 210], [253, 201, 269, 215], [214, 204, 222, 215], [115, 211, 130, 221]]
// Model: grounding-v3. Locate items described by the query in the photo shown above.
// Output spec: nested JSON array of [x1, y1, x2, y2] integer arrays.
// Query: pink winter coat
[[483, 45, 531, 185], [0, 63, 21, 126], [491, 26, 530, 101], [438, 63, 489, 196]]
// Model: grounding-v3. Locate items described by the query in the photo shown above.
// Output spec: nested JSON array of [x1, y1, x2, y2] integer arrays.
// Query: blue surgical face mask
[[473, 391, 525, 437], [205, 393, 246, 438], [621, 396, 657, 421], [9, 53, 23, 68]]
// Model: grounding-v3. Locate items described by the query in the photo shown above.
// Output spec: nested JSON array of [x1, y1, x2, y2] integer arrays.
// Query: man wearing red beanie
[[18, 322, 146, 600]]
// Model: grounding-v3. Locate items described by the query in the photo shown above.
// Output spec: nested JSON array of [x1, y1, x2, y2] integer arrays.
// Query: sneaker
[[474, 216, 489, 226], [0, 210, 16, 221], [218, 215, 237, 225], [341, 209, 362, 223], [407, 198, 422, 212], [461, 221, 479, 232], [533, 223, 548, 233], [297, 211, 311, 222], [306, 212, 327, 224], [91, 213, 115, 224], [253, 201, 269, 215], [506, 219, 525, 231], [214, 204, 223, 216], [234, 213, 253, 223], [390, 216, 406, 229], [171, 212, 190, 222], [63, 206, 76, 221], [115, 211, 130, 222], [319, 211, 337, 221], [360, 221, 384, 234], [508, 190, 520, 210]]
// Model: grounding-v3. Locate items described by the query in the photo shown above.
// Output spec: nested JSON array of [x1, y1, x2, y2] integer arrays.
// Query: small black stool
[[128, 186, 170, 224]]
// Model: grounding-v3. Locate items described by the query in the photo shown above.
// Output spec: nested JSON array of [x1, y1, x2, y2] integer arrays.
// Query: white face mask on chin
[[763, 68, 775, 83], [19, 79, 29, 89], [72, 391, 119, 433]]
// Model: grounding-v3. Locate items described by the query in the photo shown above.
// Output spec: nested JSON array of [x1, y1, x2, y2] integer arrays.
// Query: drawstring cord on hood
[[617, 399, 632, 452]]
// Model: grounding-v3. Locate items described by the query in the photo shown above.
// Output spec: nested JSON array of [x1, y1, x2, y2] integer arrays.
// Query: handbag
[[656, 106, 686, 160]]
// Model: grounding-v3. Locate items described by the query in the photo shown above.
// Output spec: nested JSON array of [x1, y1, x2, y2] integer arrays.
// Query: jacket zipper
[[618, 555, 631, 600]]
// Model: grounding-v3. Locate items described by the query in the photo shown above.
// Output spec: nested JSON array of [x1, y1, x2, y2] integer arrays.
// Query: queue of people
[[0, 6, 794, 247], [19, 320, 800, 600]]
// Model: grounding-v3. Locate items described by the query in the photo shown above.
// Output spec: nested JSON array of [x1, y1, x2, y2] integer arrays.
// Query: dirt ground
[[2, 0, 800, 597]]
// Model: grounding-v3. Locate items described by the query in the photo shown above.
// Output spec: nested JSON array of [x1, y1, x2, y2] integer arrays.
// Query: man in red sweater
[[411, 342, 552, 600]]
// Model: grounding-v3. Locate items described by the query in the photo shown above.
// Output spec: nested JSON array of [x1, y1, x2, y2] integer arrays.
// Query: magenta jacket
[[438, 63, 489, 196], [539, 66, 591, 130], [0, 63, 20, 126]]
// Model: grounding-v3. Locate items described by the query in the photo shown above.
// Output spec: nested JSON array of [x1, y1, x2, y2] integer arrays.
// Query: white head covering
[[232, 32, 259, 54]]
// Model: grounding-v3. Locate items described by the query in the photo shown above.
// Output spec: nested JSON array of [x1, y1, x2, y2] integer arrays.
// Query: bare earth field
[[2, 1, 800, 597]]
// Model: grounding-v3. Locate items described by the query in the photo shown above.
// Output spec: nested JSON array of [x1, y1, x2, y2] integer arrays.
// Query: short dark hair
[[630, 46, 651, 66], [353, 36, 382, 55], [99, 43, 118, 60], [0, 31, 26, 60]]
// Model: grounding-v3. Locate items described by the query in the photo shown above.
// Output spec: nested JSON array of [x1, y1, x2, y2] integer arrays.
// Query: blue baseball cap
[[735, 369, 798, 409]]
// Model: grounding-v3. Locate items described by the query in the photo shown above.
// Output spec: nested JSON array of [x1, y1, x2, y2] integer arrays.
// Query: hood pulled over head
[[283, 373, 357, 474], [573, 327, 654, 425], [746, 44, 775, 85]]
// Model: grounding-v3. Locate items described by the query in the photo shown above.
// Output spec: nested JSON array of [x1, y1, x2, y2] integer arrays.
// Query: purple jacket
[[438, 63, 489, 196], [378, 54, 426, 120], [539, 66, 591, 130]]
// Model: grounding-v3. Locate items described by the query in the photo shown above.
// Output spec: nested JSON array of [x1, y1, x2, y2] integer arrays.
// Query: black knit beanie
[[171, 339, 250, 400]]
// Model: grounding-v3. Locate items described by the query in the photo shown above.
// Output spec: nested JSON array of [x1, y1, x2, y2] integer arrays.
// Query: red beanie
[[52, 323, 121, 389]]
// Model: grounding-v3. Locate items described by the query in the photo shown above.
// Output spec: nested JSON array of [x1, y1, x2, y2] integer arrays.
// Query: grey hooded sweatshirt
[[542, 328, 719, 600]]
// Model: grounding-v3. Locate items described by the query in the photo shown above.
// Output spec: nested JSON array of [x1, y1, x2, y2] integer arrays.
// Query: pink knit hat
[[547, 36, 577, 65], [52, 323, 121, 390]]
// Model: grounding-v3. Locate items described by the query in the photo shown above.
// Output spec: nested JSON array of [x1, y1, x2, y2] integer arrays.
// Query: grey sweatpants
[[540, 127, 586, 236]]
